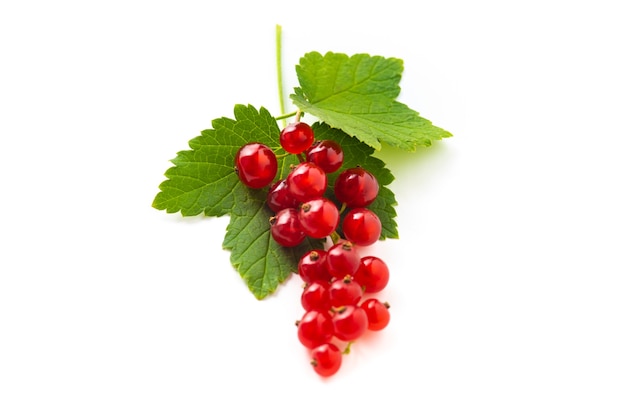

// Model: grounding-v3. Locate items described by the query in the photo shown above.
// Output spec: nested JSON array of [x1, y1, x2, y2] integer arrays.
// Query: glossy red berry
[[301, 281, 330, 312], [334, 167, 379, 208], [287, 162, 327, 202], [310, 343, 342, 377], [342, 207, 382, 246], [269, 208, 305, 247], [280, 122, 315, 154], [353, 256, 389, 293], [332, 305, 368, 341], [361, 299, 390, 331], [297, 309, 334, 349], [306, 140, 344, 173], [299, 197, 340, 239], [325, 241, 361, 280], [266, 179, 299, 212], [234, 142, 277, 189], [298, 250, 332, 284], [328, 276, 363, 308]]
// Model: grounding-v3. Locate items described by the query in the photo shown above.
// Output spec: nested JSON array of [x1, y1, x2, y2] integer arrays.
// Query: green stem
[[275, 111, 298, 121], [275, 24, 286, 128], [338, 202, 347, 215]]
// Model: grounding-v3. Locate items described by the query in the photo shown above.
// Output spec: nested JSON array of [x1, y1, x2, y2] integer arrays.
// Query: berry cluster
[[234, 120, 391, 377], [297, 249, 391, 376]]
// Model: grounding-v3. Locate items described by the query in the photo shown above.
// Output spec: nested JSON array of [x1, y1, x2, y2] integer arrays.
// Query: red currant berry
[[325, 241, 361, 280], [299, 197, 340, 239], [286, 162, 327, 202], [331, 305, 368, 341], [298, 250, 332, 284], [280, 122, 315, 154], [234, 142, 277, 189], [306, 140, 344, 173], [266, 179, 299, 212], [269, 208, 305, 247], [301, 281, 330, 312], [353, 256, 389, 293], [342, 207, 382, 246], [328, 276, 363, 308], [361, 299, 390, 331], [334, 167, 379, 208], [296, 309, 334, 349], [310, 343, 342, 377]]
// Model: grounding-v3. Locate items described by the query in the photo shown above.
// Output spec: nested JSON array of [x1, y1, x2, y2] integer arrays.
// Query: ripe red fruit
[[234, 142, 278, 189], [328, 276, 363, 308], [306, 140, 344, 173], [267, 179, 299, 212], [297, 309, 334, 349], [310, 343, 342, 377], [269, 208, 305, 247], [352, 256, 389, 293], [298, 250, 332, 284], [334, 167, 379, 208], [331, 305, 368, 341], [325, 241, 361, 280], [301, 281, 330, 312], [287, 162, 327, 202], [299, 197, 340, 239], [361, 299, 391, 331], [342, 207, 382, 246], [280, 122, 315, 154]]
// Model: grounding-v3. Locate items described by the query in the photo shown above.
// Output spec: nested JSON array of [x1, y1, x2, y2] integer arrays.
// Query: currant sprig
[[233, 119, 391, 377]]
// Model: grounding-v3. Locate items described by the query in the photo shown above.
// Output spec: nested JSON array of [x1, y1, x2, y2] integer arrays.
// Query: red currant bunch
[[296, 251, 391, 377], [234, 120, 392, 377], [266, 122, 349, 247]]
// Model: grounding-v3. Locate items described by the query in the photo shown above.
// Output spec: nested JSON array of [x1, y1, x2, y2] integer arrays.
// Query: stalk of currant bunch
[[234, 119, 391, 377]]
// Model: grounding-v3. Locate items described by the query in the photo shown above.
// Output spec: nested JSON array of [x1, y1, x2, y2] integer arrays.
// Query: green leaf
[[152, 104, 280, 217], [291, 51, 452, 151]]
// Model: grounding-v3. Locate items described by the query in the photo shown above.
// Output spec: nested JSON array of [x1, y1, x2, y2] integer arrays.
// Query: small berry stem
[[343, 341, 354, 355], [275, 111, 298, 121], [338, 202, 347, 214], [295, 109, 303, 122]]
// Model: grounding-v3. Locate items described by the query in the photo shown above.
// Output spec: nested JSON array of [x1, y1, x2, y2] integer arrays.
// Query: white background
[[1, 0, 625, 408]]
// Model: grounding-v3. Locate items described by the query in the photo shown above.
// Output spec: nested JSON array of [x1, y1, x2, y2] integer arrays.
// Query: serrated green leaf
[[291, 51, 452, 151], [152, 104, 282, 216], [312, 122, 398, 239]]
